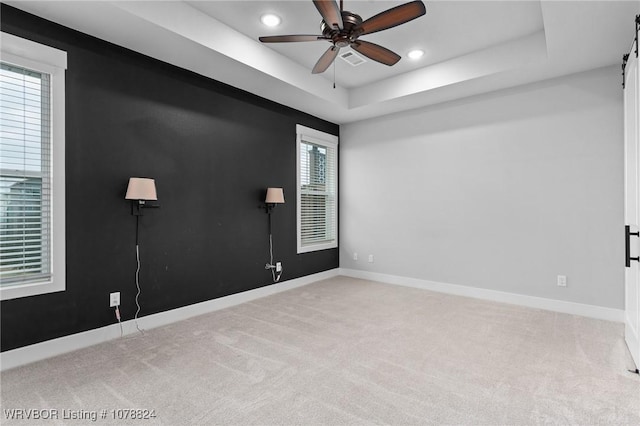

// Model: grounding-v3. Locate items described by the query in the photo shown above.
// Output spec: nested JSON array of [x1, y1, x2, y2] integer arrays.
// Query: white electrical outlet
[[353, 252, 358, 261], [557, 275, 567, 287], [368, 254, 374, 263], [110, 292, 120, 307], [276, 262, 282, 272]]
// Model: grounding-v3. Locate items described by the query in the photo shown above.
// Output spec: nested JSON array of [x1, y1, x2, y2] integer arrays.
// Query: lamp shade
[[125, 177, 157, 201], [265, 187, 285, 204]]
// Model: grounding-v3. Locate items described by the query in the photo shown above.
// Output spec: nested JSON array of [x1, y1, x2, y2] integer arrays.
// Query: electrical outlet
[[353, 252, 358, 261], [276, 262, 282, 272], [368, 254, 374, 263], [109, 292, 120, 307], [557, 275, 567, 287]]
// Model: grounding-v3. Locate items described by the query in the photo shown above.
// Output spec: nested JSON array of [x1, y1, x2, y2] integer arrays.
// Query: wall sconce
[[125, 177, 158, 215], [264, 187, 285, 214], [124, 177, 159, 333], [264, 187, 284, 283]]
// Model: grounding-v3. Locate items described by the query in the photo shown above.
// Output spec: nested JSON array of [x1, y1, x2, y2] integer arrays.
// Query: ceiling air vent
[[339, 50, 366, 67]]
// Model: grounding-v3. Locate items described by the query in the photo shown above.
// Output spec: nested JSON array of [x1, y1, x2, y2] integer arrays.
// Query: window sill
[[1, 278, 65, 300]]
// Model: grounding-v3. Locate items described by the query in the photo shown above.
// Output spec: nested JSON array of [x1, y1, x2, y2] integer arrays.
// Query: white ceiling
[[5, 1, 640, 124], [186, 1, 545, 88]]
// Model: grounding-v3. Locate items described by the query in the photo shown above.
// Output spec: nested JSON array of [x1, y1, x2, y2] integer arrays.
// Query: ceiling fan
[[259, 0, 427, 74]]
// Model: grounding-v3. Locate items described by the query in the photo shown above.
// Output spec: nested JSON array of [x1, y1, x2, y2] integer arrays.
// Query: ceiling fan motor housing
[[321, 11, 363, 47]]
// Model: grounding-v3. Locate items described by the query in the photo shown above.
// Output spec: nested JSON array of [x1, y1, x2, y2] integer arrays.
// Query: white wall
[[340, 66, 624, 309]]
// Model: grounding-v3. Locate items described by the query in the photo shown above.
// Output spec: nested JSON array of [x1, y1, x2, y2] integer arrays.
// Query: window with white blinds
[[0, 32, 66, 300], [0, 63, 51, 285], [296, 124, 338, 253]]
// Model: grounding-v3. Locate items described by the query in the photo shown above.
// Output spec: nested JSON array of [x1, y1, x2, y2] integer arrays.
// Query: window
[[0, 33, 66, 300], [296, 124, 338, 253]]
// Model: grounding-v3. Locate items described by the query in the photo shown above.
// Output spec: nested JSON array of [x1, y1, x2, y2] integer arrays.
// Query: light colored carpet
[[1, 276, 639, 425]]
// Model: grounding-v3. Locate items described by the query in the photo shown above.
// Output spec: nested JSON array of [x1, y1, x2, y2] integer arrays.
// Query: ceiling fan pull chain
[[333, 60, 336, 89]]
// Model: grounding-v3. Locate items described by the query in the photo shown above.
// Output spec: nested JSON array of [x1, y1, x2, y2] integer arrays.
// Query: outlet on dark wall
[[0, 5, 339, 352]]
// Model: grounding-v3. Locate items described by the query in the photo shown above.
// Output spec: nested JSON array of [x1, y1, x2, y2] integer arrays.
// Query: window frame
[[0, 32, 66, 300], [296, 124, 339, 254]]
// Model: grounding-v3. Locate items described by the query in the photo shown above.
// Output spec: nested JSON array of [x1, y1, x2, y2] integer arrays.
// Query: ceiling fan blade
[[357, 1, 426, 36], [259, 35, 326, 43], [313, 0, 343, 30], [312, 46, 340, 74], [351, 41, 400, 66]]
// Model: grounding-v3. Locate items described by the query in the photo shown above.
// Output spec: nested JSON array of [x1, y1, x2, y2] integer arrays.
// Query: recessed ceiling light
[[407, 49, 424, 60], [261, 14, 281, 27]]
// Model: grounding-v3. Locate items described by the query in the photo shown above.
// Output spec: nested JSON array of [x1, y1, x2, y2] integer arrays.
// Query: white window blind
[[0, 62, 51, 286], [296, 125, 338, 253], [0, 32, 66, 300]]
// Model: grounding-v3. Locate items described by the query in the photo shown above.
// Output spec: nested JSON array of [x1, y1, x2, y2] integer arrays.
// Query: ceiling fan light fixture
[[260, 13, 281, 27], [258, 0, 427, 73], [408, 49, 424, 60]]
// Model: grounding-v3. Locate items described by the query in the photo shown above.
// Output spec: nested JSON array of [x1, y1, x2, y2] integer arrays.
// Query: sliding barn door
[[624, 43, 640, 370]]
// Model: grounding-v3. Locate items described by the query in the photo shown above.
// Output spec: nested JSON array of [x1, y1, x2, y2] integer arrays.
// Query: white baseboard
[[0, 269, 339, 372], [3, 268, 622, 372], [339, 268, 624, 323]]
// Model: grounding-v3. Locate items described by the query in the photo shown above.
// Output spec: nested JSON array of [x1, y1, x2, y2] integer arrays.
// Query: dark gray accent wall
[[0, 5, 339, 352]]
